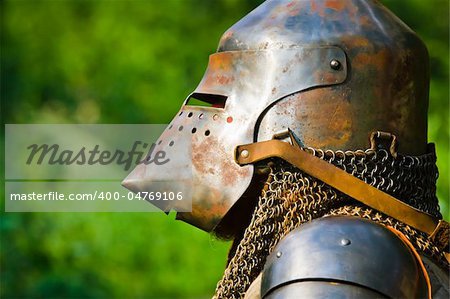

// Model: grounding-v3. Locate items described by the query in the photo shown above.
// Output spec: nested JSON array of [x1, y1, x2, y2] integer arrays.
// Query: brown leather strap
[[235, 140, 449, 253], [386, 226, 432, 299]]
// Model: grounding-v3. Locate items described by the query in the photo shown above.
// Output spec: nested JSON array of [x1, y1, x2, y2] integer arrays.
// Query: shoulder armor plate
[[261, 215, 428, 298]]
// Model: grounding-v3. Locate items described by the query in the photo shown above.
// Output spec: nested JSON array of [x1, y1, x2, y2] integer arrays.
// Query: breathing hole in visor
[[185, 93, 227, 109]]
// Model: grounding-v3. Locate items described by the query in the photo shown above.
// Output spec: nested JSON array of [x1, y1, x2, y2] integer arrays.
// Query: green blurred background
[[1, 0, 448, 298]]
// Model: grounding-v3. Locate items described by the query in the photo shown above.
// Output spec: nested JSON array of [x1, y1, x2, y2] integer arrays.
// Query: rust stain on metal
[[216, 75, 234, 85], [325, 101, 352, 144], [324, 0, 346, 11], [359, 15, 371, 26], [352, 49, 390, 68], [309, 0, 354, 18], [287, 89, 352, 149], [345, 36, 371, 48], [192, 136, 218, 176], [192, 135, 247, 187], [310, 0, 318, 13], [209, 53, 234, 71], [178, 196, 229, 231], [286, 1, 301, 16]]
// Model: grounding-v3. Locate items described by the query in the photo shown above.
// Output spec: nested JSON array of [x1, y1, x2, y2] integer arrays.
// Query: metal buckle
[[369, 131, 398, 158]]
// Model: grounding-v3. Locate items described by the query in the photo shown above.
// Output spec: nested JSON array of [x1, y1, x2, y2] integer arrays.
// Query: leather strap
[[235, 139, 449, 253]]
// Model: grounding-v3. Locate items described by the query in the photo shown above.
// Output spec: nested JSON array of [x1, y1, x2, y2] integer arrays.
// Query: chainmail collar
[[212, 145, 446, 299]]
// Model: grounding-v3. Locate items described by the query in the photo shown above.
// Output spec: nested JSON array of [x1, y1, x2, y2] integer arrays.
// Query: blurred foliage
[[1, 0, 448, 298]]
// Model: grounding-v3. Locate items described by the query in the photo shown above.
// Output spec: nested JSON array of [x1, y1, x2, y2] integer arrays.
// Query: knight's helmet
[[122, 0, 430, 232]]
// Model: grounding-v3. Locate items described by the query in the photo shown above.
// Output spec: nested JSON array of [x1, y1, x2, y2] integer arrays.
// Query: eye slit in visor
[[185, 93, 227, 109]]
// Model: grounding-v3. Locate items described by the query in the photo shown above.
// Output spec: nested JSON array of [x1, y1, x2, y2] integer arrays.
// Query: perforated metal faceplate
[[122, 47, 347, 232]]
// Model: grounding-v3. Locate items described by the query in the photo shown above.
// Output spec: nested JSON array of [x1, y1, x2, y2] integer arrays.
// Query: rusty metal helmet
[[123, 0, 429, 233]]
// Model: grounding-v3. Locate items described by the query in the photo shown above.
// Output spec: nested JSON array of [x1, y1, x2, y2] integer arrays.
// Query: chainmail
[[213, 146, 447, 299]]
